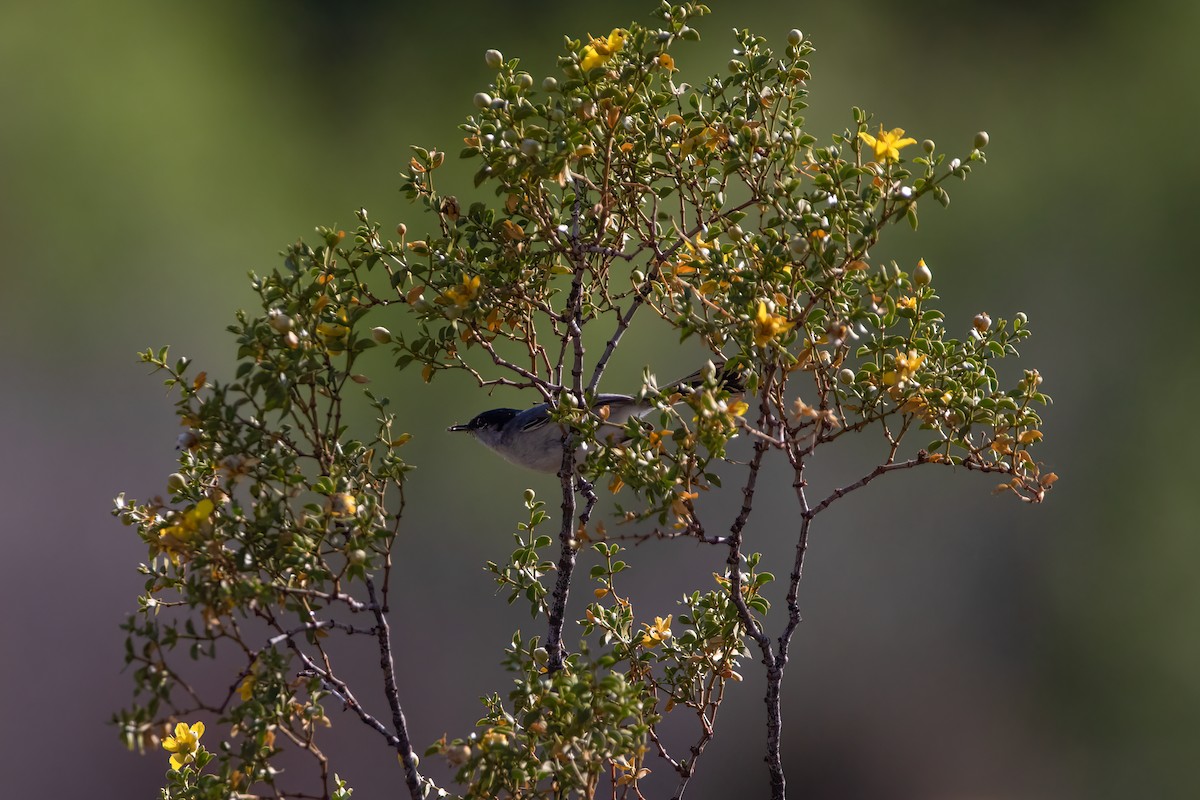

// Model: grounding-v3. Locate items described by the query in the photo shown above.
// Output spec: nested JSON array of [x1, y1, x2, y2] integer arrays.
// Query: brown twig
[[364, 577, 423, 800], [804, 454, 928, 520]]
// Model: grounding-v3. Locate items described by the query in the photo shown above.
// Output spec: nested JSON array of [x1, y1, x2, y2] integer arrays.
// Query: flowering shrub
[[113, 4, 1053, 799]]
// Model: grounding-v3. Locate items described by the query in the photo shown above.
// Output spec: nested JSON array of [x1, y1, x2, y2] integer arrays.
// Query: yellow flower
[[657, 53, 676, 72], [897, 295, 917, 311], [441, 273, 482, 308], [726, 400, 749, 418], [499, 218, 525, 241], [159, 499, 214, 542], [156, 499, 214, 564], [613, 755, 651, 786], [678, 125, 723, 157], [751, 301, 794, 347], [581, 28, 628, 72], [481, 728, 509, 748], [671, 489, 699, 516], [858, 126, 917, 162], [683, 232, 716, 256], [326, 492, 358, 518], [162, 721, 205, 770], [882, 349, 926, 388], [237, 676, 256, 702], [640, 615, 673, 647]]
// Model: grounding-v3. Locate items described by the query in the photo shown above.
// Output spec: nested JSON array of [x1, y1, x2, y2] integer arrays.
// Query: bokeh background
[[3, 0, 1197, 797]]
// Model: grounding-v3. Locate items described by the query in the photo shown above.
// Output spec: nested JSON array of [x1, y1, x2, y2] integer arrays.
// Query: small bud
[[913, 258, 932, 286], [167, 473, 187, 493], [446, 745, 471, 767], [395, 222, 407, 238], [838, 368, 855, 385], [922, 139, 935, 154], [973, 312, 992, 333], [974, 130, 990, 149], [532, 647, 549, 664], [268, 310, 293, 333], [788, 235, 808, 256], [787, 29, 803, 46], [348, 549, 367, 566], [542, 76, 559, 92], [1015, 311, 1028, 325], [473, 92, 492, 109], [513, 72, 533, 91], [371, 326, 392, 344], [283, 331, 300, 349], [520, 138, 542, 156], [728, 59, 742, 74], [484, 49, 504, 69]]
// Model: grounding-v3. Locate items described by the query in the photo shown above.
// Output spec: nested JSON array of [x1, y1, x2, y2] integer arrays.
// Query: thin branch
[[287, 645, 399, 747], [804, 454, 928, 520], [476, 337, 558, 400], [778, 454, 811, 672], [587, 261, 659, 394], [723, 378, 790, 800], [546, 431, 579, 673], [606, 526, 729, 546], [273, 586, 367, 613], [725, 442, 784, 799], [365, 577, 423, 800], [545, 178, 594, 673]]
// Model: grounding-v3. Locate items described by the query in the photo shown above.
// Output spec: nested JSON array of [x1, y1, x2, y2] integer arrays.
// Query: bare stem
[[723, 426, 786, 799], [546, 444, 579, 673], [365, 578, 423, 800], [805, 455, 927, 520]]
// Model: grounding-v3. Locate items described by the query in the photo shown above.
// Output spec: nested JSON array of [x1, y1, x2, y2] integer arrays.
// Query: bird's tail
[[658, 359, 746, 398]]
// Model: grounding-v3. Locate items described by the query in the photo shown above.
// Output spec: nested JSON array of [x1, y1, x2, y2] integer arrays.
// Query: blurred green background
[[3, 0, 1197, 797]]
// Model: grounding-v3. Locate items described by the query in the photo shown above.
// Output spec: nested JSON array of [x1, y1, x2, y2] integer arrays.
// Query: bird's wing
[[516, 405, 554, 432]]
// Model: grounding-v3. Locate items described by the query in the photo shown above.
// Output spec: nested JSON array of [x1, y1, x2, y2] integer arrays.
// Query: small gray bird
[[448, 363, 742, 473]]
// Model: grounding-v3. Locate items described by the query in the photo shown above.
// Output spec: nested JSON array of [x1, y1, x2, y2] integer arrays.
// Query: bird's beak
[[447, 423, 471, 432]]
